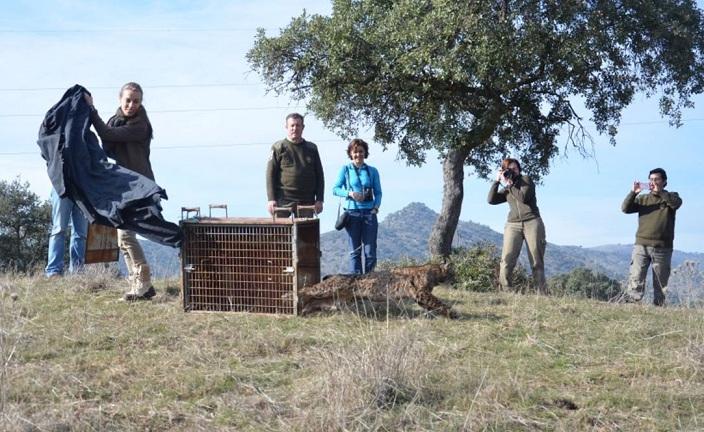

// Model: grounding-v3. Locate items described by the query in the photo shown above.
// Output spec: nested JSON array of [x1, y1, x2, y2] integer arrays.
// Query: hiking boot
[[617, 293, 641, 304], [123, 286, 156, 302]]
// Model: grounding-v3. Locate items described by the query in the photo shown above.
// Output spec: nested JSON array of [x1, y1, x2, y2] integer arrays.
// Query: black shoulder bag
[[335, 167, 351, 230]]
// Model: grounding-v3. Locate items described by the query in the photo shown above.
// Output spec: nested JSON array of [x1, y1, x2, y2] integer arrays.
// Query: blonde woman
[[85, 82, 155, 301]]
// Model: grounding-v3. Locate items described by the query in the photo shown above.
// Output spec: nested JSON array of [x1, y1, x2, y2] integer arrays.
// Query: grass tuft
[[292, 320, 436, 430]]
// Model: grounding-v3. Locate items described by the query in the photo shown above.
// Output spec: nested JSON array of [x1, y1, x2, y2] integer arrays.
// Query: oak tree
[[248, 0, 704, 257]]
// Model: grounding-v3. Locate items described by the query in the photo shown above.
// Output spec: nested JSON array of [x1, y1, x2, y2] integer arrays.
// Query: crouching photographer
[[487, 158, 547, 293], [332, 139, 383, 274]]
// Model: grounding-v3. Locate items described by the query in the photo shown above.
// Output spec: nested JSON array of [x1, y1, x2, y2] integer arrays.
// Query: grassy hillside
[[2, 270, 704, 431]]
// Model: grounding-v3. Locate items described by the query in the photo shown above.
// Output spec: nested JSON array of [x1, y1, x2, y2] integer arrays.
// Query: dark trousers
[[344, 209, 378, 274]]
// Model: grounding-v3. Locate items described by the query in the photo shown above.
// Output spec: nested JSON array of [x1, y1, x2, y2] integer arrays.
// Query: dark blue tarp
[[37, 84, 182, 247]]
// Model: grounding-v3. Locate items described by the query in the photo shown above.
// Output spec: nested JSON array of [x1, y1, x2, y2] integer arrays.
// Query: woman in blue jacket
[[333, 139, 382, 274]]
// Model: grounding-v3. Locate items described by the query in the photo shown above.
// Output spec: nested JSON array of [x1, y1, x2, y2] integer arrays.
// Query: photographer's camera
[[502, 169, 517, 182], [362, 188, 373, 202]]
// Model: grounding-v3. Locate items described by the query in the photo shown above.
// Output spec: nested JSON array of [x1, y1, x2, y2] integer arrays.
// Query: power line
[[156, 139, 341, 150], [0, 139, 343, 156], [0, 28, 264, 33], [0, 83, 261, 92], [1, 106, 703, 125], [0, 105, 304, 118], [150, 106, 302, 114]]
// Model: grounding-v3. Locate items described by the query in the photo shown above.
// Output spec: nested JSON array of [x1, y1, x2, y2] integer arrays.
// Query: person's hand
[[267, 200, 277, 215], [349, 191, 364, 201], [314, 201, 323, 214], [84, 93, 94, 106], [632, 180, 641, 194], [496, 168, 513, 186]]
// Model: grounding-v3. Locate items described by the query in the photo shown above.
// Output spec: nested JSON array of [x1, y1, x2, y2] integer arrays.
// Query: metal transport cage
[[180, 206, 320, 314]]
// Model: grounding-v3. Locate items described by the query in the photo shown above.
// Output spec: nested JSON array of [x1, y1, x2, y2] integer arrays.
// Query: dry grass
[[1, 269, 704, 431]]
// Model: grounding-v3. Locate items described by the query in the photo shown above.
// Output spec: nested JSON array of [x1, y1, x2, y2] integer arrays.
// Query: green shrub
[[0, 177, 51, 273], [547, 267, 621, 301], [449, 243, 530, 293]]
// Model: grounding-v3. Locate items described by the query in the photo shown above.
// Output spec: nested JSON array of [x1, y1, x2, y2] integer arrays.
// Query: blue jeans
[[45, 190, 88, 276], [344, 209, 378, 274]]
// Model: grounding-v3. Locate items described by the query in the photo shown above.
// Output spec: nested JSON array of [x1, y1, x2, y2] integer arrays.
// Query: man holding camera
[[266, 113, 325, 218], [488, 158, 546, 293], [621, 168, 682, 306]]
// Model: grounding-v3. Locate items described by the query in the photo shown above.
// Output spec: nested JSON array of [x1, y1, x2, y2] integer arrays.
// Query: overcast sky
[[1, 0, 702, 253]]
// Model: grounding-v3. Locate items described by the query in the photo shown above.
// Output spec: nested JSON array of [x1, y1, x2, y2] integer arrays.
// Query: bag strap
[[338, 167, 348, 215], [350, 164, 372, 209], [351, 164, 371, 183], [345, 165, 360, 210]]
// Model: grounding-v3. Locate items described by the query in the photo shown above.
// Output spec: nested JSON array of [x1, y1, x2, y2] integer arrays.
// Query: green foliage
[[448, 242, 529, 293], [547, 267, 621, 301], [248, 0, 704, 177], [0, 178, 51, 273]]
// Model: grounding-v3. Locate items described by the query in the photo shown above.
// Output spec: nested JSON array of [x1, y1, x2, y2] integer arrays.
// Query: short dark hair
[[649, 167, 667, 181], [285, 112, 304, 124], [347, 138, 369, 159], [649, 167, 667, 186]]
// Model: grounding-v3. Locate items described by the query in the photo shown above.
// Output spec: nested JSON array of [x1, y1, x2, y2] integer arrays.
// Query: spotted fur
[[298, 263, 457, 318]]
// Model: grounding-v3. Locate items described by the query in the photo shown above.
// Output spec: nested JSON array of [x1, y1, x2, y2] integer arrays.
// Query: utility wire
[[0, 83, 261, 92], [0, 105, 304, 118], [0, 111, 701, 156], [0, 28, 264, 33], [0, 139, 343, 156], [1, 108, 703, 125]]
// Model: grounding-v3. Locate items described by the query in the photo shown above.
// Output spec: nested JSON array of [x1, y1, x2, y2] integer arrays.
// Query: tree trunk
[[429, 147, 472, 259]]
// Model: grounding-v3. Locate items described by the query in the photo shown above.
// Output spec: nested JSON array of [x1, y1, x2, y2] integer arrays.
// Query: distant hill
[[136, 202, 704, 282], [323, 202, 704, 278], [320, 202, 502, 274]]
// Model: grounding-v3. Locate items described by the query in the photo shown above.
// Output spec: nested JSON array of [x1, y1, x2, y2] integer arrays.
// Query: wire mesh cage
[[180, 216, 320, 314]]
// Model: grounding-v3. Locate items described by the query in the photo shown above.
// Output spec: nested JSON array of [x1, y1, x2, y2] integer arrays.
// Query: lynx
[[298, 263, 458, 318]]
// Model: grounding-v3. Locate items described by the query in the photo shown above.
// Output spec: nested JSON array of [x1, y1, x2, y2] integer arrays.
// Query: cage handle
[[272, 206, 295, 222], [209, 204, 228, 218], [295, 204, 318, 219], [181, 206, 201, 220], [271, 204, 318, 221]]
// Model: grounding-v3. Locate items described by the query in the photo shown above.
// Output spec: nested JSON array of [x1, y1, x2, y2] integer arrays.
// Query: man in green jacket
[[621, 168, 682, 306], [266, 113, 324, 218]]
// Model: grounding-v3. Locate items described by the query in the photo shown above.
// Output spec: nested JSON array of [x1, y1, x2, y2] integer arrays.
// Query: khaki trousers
[[625, 245, 672, 306], [118, 229, 151, 295], [500, 217, 546, 293]]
